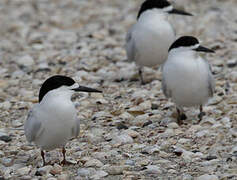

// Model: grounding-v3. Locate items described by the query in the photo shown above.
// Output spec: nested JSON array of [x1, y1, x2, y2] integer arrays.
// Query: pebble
[[124, 129, 140, 138], [58, 174, 69, 180], [84, 159, 104, 168], [182, 174, 193, 180], [144, 165, 162, 174], [16, 167, 31, 176], [125, 160, 135, 166], [90, 170, 108, 179], [1, 157, 14, 167], [229, 72, 237, 82], [112, 133, 134, 145], [50, 163, 62, 175], [103, 165, 125, 175], [167, 122, 179, 129], [17, 55, 34, 67], [77, 168, 96, 177], [36, 166, 53, 176], [196, 174, 218, 180], [0, 135, 12, 142]]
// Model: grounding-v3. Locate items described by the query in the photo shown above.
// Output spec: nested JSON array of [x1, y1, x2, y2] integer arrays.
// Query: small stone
[[58, 174, 69, 180], [16, 166, 31, 176], [12, 120, 23, 128], [50, 163, 62, 175], [37, 165, 53, 176], [178, 138, 190, 144], [227, 59, 237, 68], [229, 72, 237, 82], [182, 174, 193, 180], [142, 120, 152, 127], [117, 122, 128, 130], [137, 159, 150, 166], [125, 160, 135, 166], [17, 55, 34, 67], [197, 174, 218, 180], [103, 165, 125, 175], [112, 134, 134, 145], [167, 122, 179, 129], [124, 129, 139, 138], [90, 170, 108, 179], [0, 101, 11, 110], [77, 168, 96, 177], [205, 155, 217, 161], [151, 103, 159, 110], [0, 135, 12, 142], [1, 157, 14, 167], [144, 165, 161, 174], [84, 159, 104, 168], [47, 178, 57, 180]]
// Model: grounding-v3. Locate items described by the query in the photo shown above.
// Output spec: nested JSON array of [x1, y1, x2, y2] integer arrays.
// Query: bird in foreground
[[24, 75, 102, 166], [126, 0, 192, 84], [162, 36, 215, 125]]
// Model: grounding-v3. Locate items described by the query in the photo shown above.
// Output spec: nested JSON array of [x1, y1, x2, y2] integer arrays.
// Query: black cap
[[137, 0, 171, 19], [168, 36, 199, 52], [39, 75, 75, 102], [168, 36, 214, 53]]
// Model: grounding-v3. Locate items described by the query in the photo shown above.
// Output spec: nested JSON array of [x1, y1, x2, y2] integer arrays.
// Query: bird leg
[[60, 147, 73, 166], [176, 108, 187, 125], [138, 67, 145, 85], [41, 150, 52, 166], [198, 105, 206, 123], [41, 150, 46, 166]]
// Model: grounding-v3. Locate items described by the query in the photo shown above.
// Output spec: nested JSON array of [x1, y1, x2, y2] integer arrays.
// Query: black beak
[[169, 9, 193, 16], [72, 86, 102, 93], [195, 46, 215, 53]]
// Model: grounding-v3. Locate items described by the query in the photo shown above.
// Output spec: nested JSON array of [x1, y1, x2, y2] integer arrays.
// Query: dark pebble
[[35, 171, 42, 176], [151, 103, 159, 110], [117, 123, 128, 130], [0, 135, 12, 142], [205, 155, 217, 161], [142, 120, 152, 128]]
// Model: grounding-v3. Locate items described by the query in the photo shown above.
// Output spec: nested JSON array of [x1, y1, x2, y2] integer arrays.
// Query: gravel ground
[[0, 0, 236, 179]]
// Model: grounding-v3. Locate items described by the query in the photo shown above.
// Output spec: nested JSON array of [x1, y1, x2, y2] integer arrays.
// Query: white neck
[[138, 9, 168, 22], [168, 48, 196, 60], [40, 89, 74, 106]]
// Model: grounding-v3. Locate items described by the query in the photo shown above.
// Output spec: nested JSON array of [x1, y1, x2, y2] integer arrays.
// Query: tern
[[24, 75, 102, 165], [126, 0, 192, 84], [162, 36, 215, 125]]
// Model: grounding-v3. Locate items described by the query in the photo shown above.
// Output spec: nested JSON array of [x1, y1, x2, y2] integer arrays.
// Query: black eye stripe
[[39, 75, 75, 102], [169, 36, 199, 51], [137, 0, 171, 19]]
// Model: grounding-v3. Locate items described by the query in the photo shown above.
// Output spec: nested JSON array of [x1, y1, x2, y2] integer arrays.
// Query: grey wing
[[162, 77, 171, 98], [24, 106, 42, 143], [125, 25, 137, 62], [71, 116, 80, 138], [162, 66, 172, 98], [207, 63, 215, 97]]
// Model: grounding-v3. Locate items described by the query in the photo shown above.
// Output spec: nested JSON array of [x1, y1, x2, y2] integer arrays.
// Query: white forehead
[[163, 5, 173, 12], [58, 83, 79, 90]]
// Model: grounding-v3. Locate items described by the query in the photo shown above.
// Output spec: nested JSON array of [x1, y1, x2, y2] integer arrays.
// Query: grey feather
[[125, 25, 137, 62], [162, 77, 171, 98], [207, 63, 215, 97], [71, 117, 80, 138], [162, 66, 172, 98], [24, 105, 42, 142]]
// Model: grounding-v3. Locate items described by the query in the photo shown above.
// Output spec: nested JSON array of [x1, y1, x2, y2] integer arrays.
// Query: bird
[[24, 75, 102, 166], [126, 0, 192, 84], [162, 36, 215, 125]]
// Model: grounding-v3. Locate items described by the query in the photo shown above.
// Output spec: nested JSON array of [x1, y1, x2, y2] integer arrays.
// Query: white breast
[[34, 94, 77, 150], [132, 11, 175, 67], [163, 51, 211, 107]]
